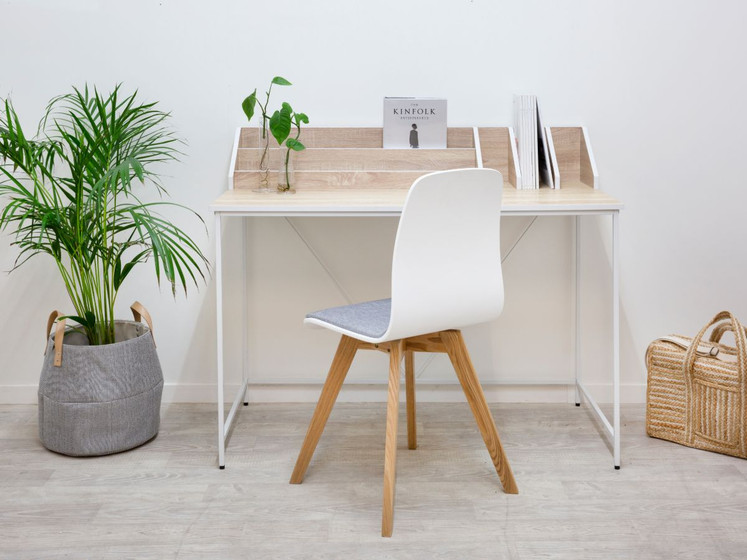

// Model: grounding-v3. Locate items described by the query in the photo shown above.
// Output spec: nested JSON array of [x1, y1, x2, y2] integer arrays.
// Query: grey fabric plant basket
[[38, 306, 164, 457]]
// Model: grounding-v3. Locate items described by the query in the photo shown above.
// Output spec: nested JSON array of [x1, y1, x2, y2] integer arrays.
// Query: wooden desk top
[[210, 182, 623, 217]]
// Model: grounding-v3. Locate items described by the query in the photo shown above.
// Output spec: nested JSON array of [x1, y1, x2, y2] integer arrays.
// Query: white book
[[514, 94, 539, 189], [536, 101, 554, 188], [383, 98, 447, 149]]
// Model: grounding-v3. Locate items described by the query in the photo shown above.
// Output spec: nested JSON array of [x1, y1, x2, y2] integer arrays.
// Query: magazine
[[383, 97, 447, 149]]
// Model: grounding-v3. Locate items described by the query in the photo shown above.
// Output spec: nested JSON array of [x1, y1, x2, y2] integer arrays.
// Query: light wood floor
[[2, 402, 746, 559]]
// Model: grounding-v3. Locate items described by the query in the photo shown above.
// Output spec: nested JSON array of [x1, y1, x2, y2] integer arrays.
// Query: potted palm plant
[[0, 85, 208, 456]]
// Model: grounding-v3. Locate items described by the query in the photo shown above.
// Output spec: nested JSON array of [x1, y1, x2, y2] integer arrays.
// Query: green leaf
[[271, 76, 292, 86], [113, 255, 122, 288], [114, 249, 149, 290], [241, 90, 257, 121], [84, 311, 96, 329], [269, 103, 292, 146], [295, 113, 309, 125], [131, 158, 144, 182], [63, 314, 93, 329], [285, 138, 305, 151]]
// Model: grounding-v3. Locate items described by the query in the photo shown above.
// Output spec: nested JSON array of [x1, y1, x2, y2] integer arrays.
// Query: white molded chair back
[[381, 168, 504, 342]]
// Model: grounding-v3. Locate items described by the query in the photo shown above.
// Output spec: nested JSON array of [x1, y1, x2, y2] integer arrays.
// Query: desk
[[210, 127, 623, 470]]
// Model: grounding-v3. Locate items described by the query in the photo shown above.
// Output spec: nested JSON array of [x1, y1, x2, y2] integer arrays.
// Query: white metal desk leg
[[612, 211, 621, 469], [574, 216, 581, 406], [215, 213, 226, 469], [242, 218, 249, 407]]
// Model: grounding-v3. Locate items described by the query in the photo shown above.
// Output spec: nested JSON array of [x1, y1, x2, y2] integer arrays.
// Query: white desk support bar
[[215, 212, 249, 468], [214, 213, 225, 468], [284, 218, 354, 305], [576, 382, 614, 436], [612, 211, 621, 468], [573, 212, 621, 469], [574, 216, 582, 406]]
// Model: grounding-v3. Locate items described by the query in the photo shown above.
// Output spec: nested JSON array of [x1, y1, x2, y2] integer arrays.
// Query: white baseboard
[[1, 385, 39, 404], [2, 382, 647, 405]]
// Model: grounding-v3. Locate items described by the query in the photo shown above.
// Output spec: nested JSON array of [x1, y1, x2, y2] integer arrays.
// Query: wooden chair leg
[[290, 335, 358, 484], [441, 330, 518, 494], [382, 339, 403, 537], [405, 350, 417, 450]]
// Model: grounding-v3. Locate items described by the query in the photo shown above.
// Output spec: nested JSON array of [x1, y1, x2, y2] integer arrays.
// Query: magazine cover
[[383, 98, 447, 149]]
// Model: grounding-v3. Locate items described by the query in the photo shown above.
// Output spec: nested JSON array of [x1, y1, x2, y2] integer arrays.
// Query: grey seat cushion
[[306, 298, 391, 339]]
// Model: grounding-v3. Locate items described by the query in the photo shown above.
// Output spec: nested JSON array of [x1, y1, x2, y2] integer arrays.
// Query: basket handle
[[130, 301, 156, 347], [44, 310, 67, 367], [709, 321, 747, 344], [685, 312, 747, 373], [683, 311, 747, 442], [45, 310, 61, 354], [45, 304, 155, 367]]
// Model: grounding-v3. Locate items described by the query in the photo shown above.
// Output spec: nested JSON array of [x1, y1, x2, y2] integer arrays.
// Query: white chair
[[289, 168, 518, 537]]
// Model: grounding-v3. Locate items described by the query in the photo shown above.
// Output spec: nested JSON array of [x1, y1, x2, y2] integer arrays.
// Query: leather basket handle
[[131, 301, 156, 347], [44, 310, 66, 367], [45, 310, 61, 354], [45, 303, 155, 367]]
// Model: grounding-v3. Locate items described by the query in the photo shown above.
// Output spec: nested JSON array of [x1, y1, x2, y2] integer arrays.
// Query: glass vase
[[256, 127, 271, 193]]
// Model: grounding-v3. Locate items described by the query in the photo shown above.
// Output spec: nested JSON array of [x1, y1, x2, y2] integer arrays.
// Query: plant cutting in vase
[[241, 76, 291, 191], [0, 84, 209, 456], [269, 102, 309, 192]]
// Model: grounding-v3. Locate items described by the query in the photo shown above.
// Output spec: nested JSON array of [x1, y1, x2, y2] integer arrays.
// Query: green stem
[[284, 148, 291, 189]]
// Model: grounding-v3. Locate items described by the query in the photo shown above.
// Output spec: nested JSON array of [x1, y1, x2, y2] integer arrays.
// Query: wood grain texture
[[477, 127, 515, 188], [231, 127, 520, 192], [289, 335, 358, 484], [235, 148, 478, 172], [239, 127, 384, 149], [405, 351, 417, 450], [353, 341, 392, 353], [579, 129, 596, 188], [238, 127, 476, 150], [548, 127, 597, 189], [549, 127, 581, 181], [3, 403, 747, 558], [382, 339, 403, 537], [233, 127, 602, 194], [404, 333, 448, 353], [233, 170, 431, 191], [211, 182, 622, 214], [441, 330, 519, 494], [295, 331, 518, 537]]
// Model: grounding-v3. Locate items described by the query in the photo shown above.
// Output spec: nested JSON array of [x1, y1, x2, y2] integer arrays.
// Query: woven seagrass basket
[[646, 311, 747, 459]]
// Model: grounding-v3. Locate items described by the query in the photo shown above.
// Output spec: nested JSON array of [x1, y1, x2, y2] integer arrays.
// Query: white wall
[[2, 0, 746, 404]]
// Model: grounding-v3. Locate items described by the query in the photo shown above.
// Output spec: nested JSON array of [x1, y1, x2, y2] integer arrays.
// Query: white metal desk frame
[[211, 130, 622, 470]]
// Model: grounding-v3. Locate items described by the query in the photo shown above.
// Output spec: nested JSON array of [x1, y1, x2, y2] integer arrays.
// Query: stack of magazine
[[514, 95, 554, 189]]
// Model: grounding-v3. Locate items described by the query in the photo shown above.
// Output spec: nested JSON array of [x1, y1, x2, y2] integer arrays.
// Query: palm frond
[[0, 85, 208, 345]]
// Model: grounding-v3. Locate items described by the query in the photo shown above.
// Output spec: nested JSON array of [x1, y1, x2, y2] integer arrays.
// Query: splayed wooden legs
[[291, 330, 517, 537], [405, 350, 417, 450], [289, 335, 358, 484], [381, 340, 403, 537], [441, 330, 518, 494]]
